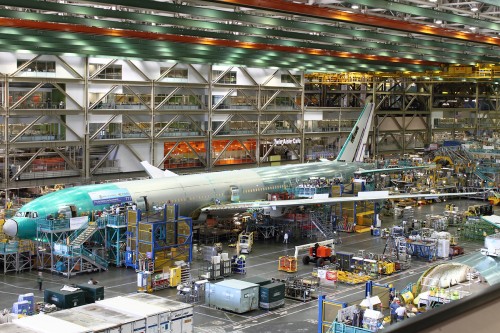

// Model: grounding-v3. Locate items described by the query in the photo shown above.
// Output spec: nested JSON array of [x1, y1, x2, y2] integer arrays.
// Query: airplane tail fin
[[335, 102, 375, 163], [140, 161, 178, 179]]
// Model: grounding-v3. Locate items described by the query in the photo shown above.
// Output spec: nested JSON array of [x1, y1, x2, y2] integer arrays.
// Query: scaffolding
[[36, 216, 108, 277], [105, 214, 128, 266], [0, 240, 34, 273], [125, 204, 193, 273]]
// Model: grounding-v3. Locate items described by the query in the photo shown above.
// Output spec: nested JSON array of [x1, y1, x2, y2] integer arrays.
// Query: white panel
[[66, 115, 85, 138], [304, 112, 323, 121], [189, 64, 209, 84], [154, 142, 166, 165], [88, 85, 122, 94], [118, 143, 151, 172], [121, 60, 147, 81], [66, 84, 85, 108], [211, 114, 230, 122], [88, 115, 122, 123], [130, 60, 155, 80], [61, 55, 85, 76], [212, 89, 236, 96], [0, 52, 18, 74]]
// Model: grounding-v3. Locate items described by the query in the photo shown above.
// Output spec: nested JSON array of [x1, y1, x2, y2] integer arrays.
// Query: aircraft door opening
[[136, 196, 149, 211], [230, 185, 240, 202], [58, 205, 78, 219]]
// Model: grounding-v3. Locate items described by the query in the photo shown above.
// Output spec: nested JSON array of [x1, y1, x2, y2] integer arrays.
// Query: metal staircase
[[474, 169, 495, 183], [70, 222, 98, 246], [309, 210, 335, 239], [78, 247, 109, 271]]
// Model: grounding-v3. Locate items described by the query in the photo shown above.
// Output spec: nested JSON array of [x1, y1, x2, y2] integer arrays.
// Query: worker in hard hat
[[389, 297, 400, 325]]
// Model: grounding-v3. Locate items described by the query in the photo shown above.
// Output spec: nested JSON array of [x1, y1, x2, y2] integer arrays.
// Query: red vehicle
[[302, 243, 335, 267]]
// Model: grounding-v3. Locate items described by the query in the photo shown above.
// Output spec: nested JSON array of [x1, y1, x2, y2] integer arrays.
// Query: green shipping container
[[44, 288, 85, 309], [259, 282, 285, 309], [243, 276, 272, 286], [76, 284, 105, 303]]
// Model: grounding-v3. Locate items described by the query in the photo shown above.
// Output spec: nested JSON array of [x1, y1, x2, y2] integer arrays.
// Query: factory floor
[[0, 198, 495, 333]]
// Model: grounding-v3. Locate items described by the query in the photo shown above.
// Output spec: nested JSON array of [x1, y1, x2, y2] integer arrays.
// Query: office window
[[161, 67, 188, 79], [281, 74, 301, 84], [91, 64, 122, 80], [18, 60, 56, 72], [213, 70, 237, 84]]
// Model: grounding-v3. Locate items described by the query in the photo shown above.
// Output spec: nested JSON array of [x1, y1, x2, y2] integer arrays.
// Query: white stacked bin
[[49, 308, 121, 333], [76, 303, 146, 333], [437, 239, 450, 258], [13, 314, 91, 333], [0, 322, 40, 333], [123, 293, 193, 333], [98, 296, 170, 333]]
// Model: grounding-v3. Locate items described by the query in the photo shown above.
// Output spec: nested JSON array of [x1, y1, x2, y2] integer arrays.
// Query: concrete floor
[[0, 198, 495, 333]]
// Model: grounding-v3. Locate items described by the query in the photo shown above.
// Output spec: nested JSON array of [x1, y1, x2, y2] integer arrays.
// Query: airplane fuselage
[[5, 160, 369, 239]]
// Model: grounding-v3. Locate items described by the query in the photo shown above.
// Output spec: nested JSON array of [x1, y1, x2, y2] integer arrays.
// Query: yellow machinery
[[378, 261, 396, 275], [0, 218, 5, 241], [336, 270, 371, 284], [488, 192, 500, 206], [169, 265, 182, 287], [278, 255, 298, 273], [356, 210, 374, 227], [237, 231, 254, 254], [148, 265, 184, 292], [401, 291, 414, 304]]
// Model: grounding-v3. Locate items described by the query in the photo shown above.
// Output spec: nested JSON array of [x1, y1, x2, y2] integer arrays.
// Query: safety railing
[[68, 219, 91, 244], [74, 246, 109, 270], [103, 214, 128, 227], [37, 218, 70, 231]]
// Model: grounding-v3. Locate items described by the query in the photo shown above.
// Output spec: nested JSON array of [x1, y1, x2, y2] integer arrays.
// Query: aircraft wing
[[355, 165, 433, 175], [140, 161, 178, 178], [201, 191, 477, 213]]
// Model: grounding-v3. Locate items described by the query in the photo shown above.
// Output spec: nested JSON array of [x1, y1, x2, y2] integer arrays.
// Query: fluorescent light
[[471, 6, 478, 12], [435, 19, 443, 25], [351, 4, 359, 9]]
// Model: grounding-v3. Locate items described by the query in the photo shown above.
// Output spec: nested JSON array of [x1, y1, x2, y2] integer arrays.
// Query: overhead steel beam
[[0, 17, 443, 68], [207, 0, 500, 46], [0, 41, 433, 74], [475, 0, 500, 6], [345, 0, 500, 31], [0, 5, 495, 62], [0, 31, 439, 72]]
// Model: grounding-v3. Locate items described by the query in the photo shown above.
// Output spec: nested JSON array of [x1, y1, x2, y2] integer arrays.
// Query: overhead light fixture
[[429, 0, 437, 2], [471, 6, 479, 12], [435, 19, 443, 25], [351, 4, 359, 9], [469, 26, 476, 31]]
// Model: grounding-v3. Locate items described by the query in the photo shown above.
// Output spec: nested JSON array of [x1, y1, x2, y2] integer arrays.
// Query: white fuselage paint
[[116, 160, 366, 216]]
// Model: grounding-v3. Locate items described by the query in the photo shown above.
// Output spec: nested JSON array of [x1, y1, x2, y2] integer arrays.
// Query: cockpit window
[[14, 211, 38, 218]]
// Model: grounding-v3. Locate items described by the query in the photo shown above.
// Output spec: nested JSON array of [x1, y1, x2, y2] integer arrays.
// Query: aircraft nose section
[[3, 219, 18, 237]]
